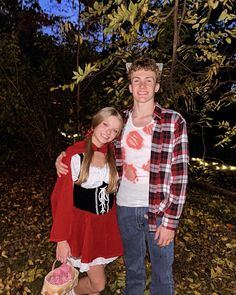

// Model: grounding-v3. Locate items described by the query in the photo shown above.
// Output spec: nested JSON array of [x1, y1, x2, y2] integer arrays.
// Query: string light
[[57, 136, 236, 171], [59, 130, 79, 139], [191, 157, 236, 171]]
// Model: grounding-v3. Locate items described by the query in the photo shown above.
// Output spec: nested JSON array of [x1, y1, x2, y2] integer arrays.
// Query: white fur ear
[[126, 63, 132, 72], [156, 63, 163, 73]]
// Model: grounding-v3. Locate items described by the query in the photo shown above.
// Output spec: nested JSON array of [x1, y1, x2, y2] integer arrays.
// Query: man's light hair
[[126, 62, 163, 73], [126, 58, 163, 83]]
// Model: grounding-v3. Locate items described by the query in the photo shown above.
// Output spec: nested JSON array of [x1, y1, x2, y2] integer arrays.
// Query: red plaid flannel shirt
[[114, 103, 189, 231]]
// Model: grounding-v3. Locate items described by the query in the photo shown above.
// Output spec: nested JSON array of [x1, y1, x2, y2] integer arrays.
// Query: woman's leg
[[74, 264, 106, 295]]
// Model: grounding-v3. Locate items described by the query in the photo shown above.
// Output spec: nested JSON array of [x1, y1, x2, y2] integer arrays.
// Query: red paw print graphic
[[126, 131, 143, 150], [124, 163, 138, 183], [143, 123, 153, 135], [142, 160, 150, 172]]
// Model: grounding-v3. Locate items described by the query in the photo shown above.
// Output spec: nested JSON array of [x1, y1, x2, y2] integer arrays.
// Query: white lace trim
[[69, 256, 118, 272]]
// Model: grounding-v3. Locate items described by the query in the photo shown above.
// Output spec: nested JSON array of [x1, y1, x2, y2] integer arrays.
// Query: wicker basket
[[41, 260, 79, 295]]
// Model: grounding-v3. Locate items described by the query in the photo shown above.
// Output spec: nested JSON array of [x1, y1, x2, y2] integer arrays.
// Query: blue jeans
[[117, 206, 174, 295]]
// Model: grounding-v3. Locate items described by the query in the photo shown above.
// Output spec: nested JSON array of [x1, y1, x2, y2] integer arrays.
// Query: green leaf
[[69, 83, 75, 92], [225, 37, 231, 44], [208, 0, 219, 9], [192, 23, 199, 29], [218, 9, 228, 21]]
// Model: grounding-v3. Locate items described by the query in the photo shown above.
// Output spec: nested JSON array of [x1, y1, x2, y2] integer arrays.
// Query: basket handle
[[51, 259, 58, 271]]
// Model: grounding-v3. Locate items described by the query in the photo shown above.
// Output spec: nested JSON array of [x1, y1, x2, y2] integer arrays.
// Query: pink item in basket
[[47, 264, 73, 285]]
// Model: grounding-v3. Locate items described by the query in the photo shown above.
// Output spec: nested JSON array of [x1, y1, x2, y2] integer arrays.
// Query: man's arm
[[155, 116, 188, 246], [162, 116, 189, 230], [56, 141, 87, 176], [55, 152, 69, 176]]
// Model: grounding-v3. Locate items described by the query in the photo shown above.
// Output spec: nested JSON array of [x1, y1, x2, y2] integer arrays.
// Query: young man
[[56, 57, 189, 295]]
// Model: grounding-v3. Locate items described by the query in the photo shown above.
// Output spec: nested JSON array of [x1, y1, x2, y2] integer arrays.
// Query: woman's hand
[[56, 240, 71, 263], [55, 152, 68, 177]]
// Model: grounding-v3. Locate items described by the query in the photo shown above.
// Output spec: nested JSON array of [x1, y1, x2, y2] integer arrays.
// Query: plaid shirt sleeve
[[162, 116, 189, 230]]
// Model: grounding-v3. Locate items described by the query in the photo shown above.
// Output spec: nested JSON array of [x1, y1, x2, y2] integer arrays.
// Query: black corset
[[73, 182, 115, 215]]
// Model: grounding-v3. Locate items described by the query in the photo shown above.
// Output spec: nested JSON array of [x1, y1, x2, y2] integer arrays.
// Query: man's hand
[[55, 152, 68, 177], [56, 240, 71, 263], [154, 225, 175, 247]]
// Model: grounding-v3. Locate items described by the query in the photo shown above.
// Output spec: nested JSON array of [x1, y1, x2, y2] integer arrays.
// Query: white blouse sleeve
[[71, 154, 81, 182]]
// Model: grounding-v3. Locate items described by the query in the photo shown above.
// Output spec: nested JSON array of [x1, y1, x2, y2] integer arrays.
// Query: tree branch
[[170, 0, 179, 109], [178, 0, 187, 33]]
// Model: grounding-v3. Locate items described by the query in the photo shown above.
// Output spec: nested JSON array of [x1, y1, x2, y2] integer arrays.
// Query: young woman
[[50, 107, 124, 295]]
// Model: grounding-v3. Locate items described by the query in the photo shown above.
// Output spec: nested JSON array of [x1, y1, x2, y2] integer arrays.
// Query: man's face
[[129, 69, 160, 104]]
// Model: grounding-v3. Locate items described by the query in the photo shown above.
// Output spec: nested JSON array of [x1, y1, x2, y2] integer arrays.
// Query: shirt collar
[[153, 103, 162, 120], [123, 102, 162, 121]]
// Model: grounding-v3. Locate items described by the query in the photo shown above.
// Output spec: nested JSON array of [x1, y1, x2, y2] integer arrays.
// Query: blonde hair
[[128, 57, 161, 83], [76, 107, 123, 193]]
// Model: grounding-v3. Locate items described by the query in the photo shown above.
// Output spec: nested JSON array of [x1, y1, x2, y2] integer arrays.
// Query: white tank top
[[116, 114, 153, 207]]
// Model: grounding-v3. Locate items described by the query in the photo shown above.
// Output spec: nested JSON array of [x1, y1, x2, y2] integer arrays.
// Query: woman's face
[[92, 115, 122, 147]]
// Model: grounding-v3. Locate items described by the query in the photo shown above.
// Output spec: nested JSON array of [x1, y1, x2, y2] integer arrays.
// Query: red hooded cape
[[50, 141, 86, 242]]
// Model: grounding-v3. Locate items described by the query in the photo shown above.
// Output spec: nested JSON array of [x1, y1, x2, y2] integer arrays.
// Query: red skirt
[[68, 203, 123, 263]]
